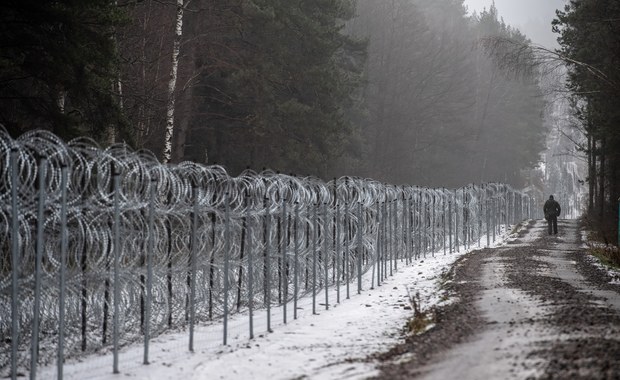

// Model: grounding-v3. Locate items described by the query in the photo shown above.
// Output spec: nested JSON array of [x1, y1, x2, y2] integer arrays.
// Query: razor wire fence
[[0, 128, 533, 379]]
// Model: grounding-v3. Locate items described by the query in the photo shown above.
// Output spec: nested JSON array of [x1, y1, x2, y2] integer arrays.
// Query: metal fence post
[[393, 199, 398, 271], [464, 189, 468, 251], [265, 197, 272, 331], [455, 190, 460, 253], [357, 202, 363, 294], [399, 196, 404, 268], [442, 192, 447, 254], [504, 187, 509, 232], [281, 198, 287, 323], [31, 156, 47, 380], [421, 194, 427, 258], [383, 202, 388, 280], [505, 188, 509, 231], [486, 199, 491, 247], [415, 192, 421, 259], [189, 187, 199, 350], [493, 197, 497, 242], [344, 201, 350, 299], [431, 195, 436, 257], [448, 199, 453, 254], [247, 193, 254, 338], [404, 197, 410, 263], [372, 202, 380, 289], [322, 203, 329, 310], [384, 201, 389, 278], [312, 203, 317, 314], [293, 202, 299, 319], [144, 179, 156, 364], [478, 187, 483, 248], [10, 149, 19, 380], [57, 164, 68, 380], [411, 196, 416, 260], [112, 165, 121, 374], [223, 192, 231, 343], [335, 200, 341, 303], [388, 200, 393, 276], [380, 202, 386, 282]]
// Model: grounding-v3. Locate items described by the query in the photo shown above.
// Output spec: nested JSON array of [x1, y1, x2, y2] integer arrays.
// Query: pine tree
[[184, 0, 365, 177], [0, 0, 128, 141], [554, 0, 620, 232]]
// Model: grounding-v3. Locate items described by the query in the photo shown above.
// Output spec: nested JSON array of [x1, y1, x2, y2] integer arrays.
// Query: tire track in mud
[[375, 219, 620, 379]]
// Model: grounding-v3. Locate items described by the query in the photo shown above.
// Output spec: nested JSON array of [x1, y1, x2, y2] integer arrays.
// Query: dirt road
[[377, 219, 620, 379]]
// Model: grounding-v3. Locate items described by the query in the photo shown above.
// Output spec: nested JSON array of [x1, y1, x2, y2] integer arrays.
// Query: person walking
[[543, 195, 561, 235]]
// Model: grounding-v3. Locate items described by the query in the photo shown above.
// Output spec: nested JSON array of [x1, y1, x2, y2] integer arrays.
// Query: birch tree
[[162, 0, 186, 164]]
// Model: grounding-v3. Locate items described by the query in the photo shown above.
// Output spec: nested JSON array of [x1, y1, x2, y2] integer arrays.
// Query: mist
[[342, 0, 547, 188], [2, 0, 555, 190], [463, 0, 567, 48]]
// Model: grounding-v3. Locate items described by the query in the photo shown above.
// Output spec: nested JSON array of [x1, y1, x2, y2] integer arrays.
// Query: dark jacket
[[543, 199, 561, 219]]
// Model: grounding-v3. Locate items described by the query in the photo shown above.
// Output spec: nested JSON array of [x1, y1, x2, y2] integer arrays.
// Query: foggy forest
[[4, 0, 619, 232], [3, 0, 620, 379]]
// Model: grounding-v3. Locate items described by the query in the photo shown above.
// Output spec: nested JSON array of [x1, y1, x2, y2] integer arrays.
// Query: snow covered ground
[[37, 230, 514, 380]]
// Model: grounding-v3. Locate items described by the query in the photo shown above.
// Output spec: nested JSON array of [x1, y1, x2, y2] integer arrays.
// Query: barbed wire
[[0, 127, 529, 377]]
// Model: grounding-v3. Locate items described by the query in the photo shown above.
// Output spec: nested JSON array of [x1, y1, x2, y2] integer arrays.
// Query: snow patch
[[36, 236, 512, 380]]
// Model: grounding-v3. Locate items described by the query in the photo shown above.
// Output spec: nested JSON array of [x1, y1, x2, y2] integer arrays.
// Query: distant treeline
[[0, 0, 545, 188], [553, 0, 620, 238]]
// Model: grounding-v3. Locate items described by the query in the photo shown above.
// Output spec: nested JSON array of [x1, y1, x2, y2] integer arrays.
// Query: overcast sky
[[462, 0, 567, 48]]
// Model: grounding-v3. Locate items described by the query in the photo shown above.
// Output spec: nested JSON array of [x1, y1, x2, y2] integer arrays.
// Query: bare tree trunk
[[162, 0, 185, 164], [136, 6, 150, 147], [110, 6, 122, 145], [172, 81, 193, 163], [108, 77, 123, 144]]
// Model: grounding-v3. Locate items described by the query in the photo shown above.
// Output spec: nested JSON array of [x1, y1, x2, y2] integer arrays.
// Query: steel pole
[[57, 165, 68, 380], [189, 188, 199, 350], [144, 179, 156, 364], [112, 166, 121, 374], [31, 156, 47, 380], [10, 149, 19, 380], [223, 192, 231, 343]]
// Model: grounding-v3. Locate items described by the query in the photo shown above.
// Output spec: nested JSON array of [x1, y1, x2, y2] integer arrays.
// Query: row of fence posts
[[2, 139, 533, 380]]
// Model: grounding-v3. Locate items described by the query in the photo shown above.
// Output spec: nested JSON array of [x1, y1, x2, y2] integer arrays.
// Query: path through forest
[[378, 219, 620, 379]]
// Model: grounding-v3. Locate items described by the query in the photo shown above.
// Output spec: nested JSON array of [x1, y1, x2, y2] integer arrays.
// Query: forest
[[1, 0, 546, 188], [552, 0, 620, 239]]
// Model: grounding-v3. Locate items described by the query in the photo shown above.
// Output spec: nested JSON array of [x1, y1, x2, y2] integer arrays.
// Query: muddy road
[[376, 219, 620, 379]]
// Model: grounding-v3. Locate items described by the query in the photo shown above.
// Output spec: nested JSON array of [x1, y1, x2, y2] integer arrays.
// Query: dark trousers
[[547, 216, 558, 235]]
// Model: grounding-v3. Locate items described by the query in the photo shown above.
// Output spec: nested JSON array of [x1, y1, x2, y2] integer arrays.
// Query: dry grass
[[588, 245, 620, 269], [405, 290, 435, 334], [582, 216, 620, 269]]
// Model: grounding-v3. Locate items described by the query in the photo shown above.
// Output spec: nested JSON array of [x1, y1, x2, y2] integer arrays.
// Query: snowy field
[[36, 230, 514, 380]]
